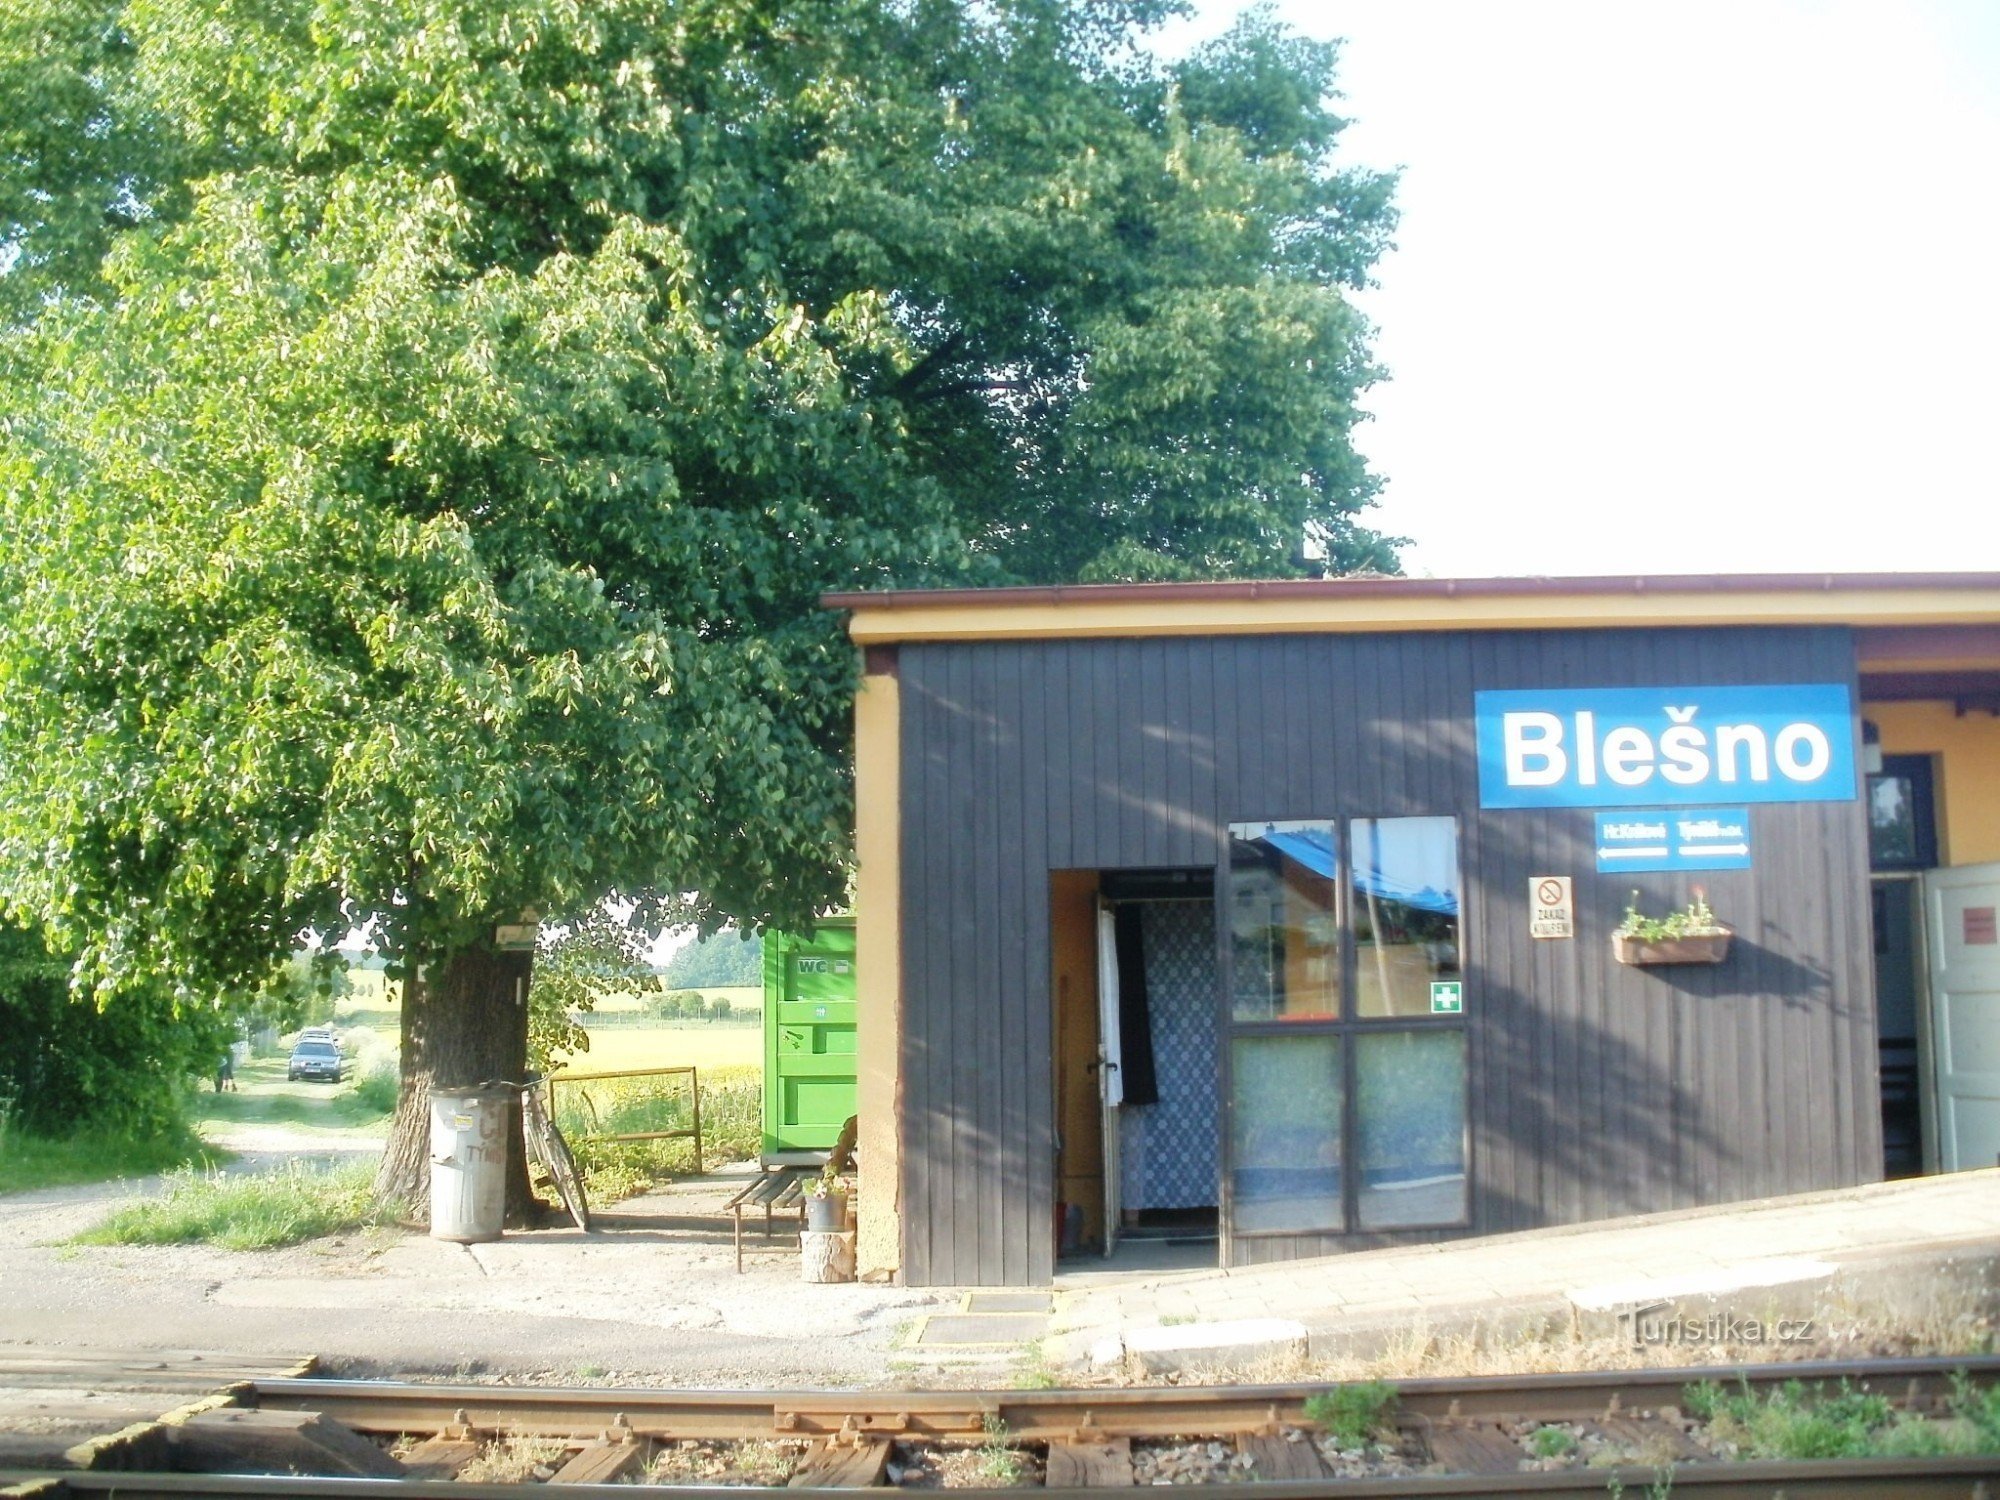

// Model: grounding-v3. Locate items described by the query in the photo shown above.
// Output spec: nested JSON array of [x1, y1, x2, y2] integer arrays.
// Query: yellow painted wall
[[1867, 700, 2000, 866], [853, 668, 902, 1280]]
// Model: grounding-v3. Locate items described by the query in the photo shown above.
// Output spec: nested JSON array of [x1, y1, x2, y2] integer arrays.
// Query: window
[[1352, 816, 1461, 1018], [1355, 1029, 1467, 1229], [1224, 817, 1468, 1236], [1230, 1033, 1341, 1232], [1867, 754, 1936, 871], [1228, 821, 1339, 1021]]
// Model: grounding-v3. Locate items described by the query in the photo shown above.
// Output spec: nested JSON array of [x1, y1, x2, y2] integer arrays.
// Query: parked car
[[287, 1038, 346, 1083]]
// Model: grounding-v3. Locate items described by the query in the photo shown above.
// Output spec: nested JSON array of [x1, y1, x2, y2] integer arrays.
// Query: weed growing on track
[[970, 1414, 1024, 1485], [1527, 1425, 1578, 1459], [1684, 1375, 2000, 1460], [1304, 1380, 1400, 1449], [71, 1161, 388, 1249], [451, 1437, 573, 1484]]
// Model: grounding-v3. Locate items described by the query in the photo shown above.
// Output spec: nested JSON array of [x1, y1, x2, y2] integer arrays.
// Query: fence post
[[690, 1066, 703, 1176]]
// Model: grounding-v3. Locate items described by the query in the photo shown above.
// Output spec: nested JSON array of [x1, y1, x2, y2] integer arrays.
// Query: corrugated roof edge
[[822, 571, 2000, 611]]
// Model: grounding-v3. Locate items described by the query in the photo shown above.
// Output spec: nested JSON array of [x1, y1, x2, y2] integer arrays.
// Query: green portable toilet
[[762, 918, 858, 1162]]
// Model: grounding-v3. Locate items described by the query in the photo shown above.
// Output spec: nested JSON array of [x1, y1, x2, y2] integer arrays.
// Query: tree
[[662, 929, 764, 991], [0, 0, 1399, 1214]]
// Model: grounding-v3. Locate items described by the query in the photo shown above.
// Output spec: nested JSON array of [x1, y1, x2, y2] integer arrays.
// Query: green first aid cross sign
[[1430, 981, 1464, 1014]]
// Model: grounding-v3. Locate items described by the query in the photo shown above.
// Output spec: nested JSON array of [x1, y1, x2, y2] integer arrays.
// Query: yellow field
[[556, 1023, 762, 1074], [329, 986, 763, 1075]]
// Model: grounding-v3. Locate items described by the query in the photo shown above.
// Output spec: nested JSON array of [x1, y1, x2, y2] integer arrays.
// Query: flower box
[[1613, 926, 1733, 967]]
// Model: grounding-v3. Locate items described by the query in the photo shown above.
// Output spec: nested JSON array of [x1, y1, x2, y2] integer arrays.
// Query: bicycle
[[507, 1073, 592, 1233]]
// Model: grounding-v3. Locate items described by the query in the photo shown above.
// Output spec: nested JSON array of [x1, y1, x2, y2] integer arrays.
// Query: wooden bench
[[725, 1116, 858, 1273], [724, 1167, 809, 1273]]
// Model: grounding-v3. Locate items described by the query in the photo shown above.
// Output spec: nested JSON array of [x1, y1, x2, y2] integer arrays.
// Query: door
[[1096, 903, 1123, 1256], [1925, 862, 2000, 1172], [1870, 876, 1925, 1177], [762, 923, 858, 1159]]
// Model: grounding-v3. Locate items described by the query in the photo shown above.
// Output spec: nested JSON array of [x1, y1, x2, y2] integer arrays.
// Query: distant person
[[215, 1051, 235, 1093]]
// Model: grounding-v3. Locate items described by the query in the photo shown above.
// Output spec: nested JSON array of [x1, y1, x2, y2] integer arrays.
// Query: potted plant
[[1613, 890, 1733, 966], [804, 1162, 849, 1233]]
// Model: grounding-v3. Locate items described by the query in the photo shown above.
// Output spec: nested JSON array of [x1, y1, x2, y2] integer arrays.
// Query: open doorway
[[1050, 869, 1220, 1278], [1868, 753, 1938, 1177]]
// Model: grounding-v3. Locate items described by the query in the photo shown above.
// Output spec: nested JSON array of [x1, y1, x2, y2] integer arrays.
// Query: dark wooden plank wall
[[897, 627, 1879, 1286]]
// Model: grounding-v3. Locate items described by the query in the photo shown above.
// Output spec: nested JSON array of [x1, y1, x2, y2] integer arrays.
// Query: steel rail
[[8, 1454, 2000, 1498], [247, 1353, 2000, 1443]]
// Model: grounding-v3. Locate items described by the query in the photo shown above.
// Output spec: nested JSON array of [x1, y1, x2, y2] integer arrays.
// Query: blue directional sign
[[1596, 808, 1753, 873]]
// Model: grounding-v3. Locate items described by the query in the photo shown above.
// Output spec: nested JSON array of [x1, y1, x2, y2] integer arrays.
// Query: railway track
[[2, 1353, 1997, 1496]]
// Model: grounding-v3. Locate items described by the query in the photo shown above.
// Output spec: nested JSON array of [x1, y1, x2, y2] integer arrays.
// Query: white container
[[429, 1084, 512, 1243]]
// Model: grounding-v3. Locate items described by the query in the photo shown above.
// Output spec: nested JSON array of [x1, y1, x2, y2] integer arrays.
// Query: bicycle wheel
[[523, 1083, 591, 1233]]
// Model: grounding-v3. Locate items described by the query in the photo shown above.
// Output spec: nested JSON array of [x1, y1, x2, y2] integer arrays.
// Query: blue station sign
[[1596, 809, 1752, 873], [1475, 684, 1856, 809]]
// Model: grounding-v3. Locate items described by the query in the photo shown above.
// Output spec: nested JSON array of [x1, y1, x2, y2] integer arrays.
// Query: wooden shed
[[827, 573, 2000, 1286]]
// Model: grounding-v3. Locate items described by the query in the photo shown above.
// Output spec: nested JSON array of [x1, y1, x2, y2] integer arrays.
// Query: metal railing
[[545, 1064, 702, 1175]]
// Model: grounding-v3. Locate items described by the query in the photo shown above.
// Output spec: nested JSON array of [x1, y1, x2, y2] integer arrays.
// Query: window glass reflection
[[1227, 821, 1339, 1022], [1868, 775, 1917, 867], [1352, 816, 1460, 1018]]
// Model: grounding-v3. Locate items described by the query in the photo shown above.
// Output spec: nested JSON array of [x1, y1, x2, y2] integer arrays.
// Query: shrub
[[354, 1061, 399, 1114], [0, 921, 231, 1141]]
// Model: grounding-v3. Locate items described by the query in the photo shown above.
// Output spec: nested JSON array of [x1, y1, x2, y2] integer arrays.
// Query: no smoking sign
[[1530, 876, 1574, 939]]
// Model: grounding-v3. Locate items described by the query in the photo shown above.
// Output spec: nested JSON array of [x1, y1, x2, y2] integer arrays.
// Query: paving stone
[[1050, 1171, 2000, 1374], [912, 1313, 1048, 1347], [963, 1291, 1054, 1314]]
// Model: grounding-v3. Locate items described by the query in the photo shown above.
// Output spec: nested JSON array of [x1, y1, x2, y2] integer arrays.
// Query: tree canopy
[[0, 0, 1398, 1138], [662, 928, 763, 991]]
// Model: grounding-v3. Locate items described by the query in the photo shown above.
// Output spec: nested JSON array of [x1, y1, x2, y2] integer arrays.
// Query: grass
[[452, 1437, 574, 1484], [0, 1120, 220, 1195], [1684, 1375, 2000, 1461], [1304, 1380, 1400, 1450], [552, 1065, 762, 1204], [970, 1414, 1024, 1485], [1527, 1425, 1578, 1459], [72, 1160, 389, 1250], [1009, 1347, 1063, 1390]]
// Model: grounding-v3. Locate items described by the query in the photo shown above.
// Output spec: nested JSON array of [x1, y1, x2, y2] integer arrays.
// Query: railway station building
[[826, 573, 2000, 1287]]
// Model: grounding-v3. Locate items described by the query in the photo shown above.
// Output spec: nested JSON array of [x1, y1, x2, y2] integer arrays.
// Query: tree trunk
[[373, 936, 542, 1225]]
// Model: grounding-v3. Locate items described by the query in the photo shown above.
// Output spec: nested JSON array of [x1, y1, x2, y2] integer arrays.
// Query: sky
[[1167, 1, 2000, 579]]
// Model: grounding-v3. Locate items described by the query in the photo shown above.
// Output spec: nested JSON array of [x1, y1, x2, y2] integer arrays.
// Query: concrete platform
[[1048, 1171, 2000, 1374]]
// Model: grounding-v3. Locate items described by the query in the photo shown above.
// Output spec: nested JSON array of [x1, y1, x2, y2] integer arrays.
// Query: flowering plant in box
[[1614, 889, 1732, 966], [1616, 891, 1727, 941]]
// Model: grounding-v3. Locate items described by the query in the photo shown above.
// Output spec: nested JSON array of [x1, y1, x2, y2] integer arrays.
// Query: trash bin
[[429, 1083, 513, 1243]]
